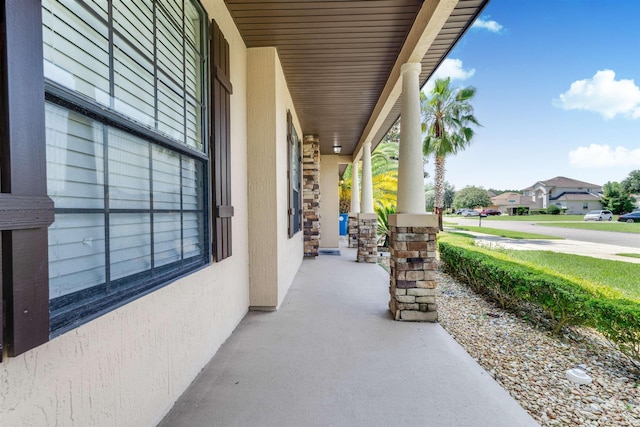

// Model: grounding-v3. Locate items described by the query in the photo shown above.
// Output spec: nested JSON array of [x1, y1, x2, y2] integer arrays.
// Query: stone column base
[[348, 213, 358, 248], [357, 213, 377, 263], [388, 214, 439, 321]]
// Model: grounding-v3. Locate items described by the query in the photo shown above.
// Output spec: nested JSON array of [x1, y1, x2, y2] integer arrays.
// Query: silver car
[[583, 210, 613, 221], [461, 209, 480, 217]]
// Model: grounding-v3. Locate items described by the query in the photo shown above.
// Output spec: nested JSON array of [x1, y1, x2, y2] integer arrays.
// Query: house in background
[[522, 176, 603, 214], [491, 192, 537, 215], [0, 0, 488, 425]]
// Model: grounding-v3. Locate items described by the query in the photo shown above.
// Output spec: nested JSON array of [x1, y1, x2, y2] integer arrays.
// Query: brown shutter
[[1, 0, 54, 359], [287, 111, 294, 237], [210, 20, 234, 262]]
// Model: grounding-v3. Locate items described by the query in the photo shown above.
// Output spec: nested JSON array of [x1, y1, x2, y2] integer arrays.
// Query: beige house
[[0, 0, 489, 424], [522, 176, 603, 214], [491, 192, 537, 215]]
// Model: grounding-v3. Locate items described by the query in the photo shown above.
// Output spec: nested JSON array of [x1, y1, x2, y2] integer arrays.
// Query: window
[[583, 203, 589, 209], [287, 111, 302, 237], [42, 0, 209, 334]]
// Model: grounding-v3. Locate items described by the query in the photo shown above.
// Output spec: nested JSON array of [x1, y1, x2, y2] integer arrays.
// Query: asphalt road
[[450, 217, 640, 249]]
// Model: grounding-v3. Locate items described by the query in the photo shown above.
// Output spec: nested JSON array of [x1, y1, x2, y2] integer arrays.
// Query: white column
[[350, 160, 360, 214], [360, 142, 374, 214], [397, 62, 425, 214]]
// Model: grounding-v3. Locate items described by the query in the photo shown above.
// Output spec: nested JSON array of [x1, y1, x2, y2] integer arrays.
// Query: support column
[[396, 62, 425, 214], [388, 215, 438, 321], [303, 135, 320, 257], [389, 63, 438, 321], [348, 160, 360, 248], [357, 142, 377, 263], [360, 142, 374, 213]]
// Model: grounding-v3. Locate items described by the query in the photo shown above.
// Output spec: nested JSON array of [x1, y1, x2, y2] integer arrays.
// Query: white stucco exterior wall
[[320, 155, 340, 248], [1, 3, 250, 426], [247, 47, 304, 309]]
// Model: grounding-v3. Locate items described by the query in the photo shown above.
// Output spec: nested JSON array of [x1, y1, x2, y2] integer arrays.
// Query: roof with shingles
[[521, 176, 602, 191]]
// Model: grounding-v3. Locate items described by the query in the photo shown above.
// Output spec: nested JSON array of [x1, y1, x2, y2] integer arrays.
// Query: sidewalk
[[159, 247, 538, 427], [451, 230, 640, 264]]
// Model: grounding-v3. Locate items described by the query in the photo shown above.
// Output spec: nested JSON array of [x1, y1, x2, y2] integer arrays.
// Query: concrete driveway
[[451, 217, 639, 248], [447, 218, 640, 263]]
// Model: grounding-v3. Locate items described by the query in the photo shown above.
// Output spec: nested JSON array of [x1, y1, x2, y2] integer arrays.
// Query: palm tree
[[422, 77, 480, 230]]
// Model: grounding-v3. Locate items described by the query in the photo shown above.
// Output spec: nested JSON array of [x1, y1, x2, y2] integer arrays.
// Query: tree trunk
[[434, 155, 446, 231]]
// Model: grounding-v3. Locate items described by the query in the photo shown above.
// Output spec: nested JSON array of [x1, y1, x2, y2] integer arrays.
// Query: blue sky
[[422, 0, 640, 191]]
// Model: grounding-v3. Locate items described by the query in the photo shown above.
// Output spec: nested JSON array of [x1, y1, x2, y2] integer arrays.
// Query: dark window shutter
[[210, 20, 233, 262], [1, 0, 54, 360], [287, 111, 294, 237]]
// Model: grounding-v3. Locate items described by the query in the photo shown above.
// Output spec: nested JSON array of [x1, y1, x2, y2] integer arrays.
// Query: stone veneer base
[[303, 135, 320, 257], [356, 213, 377, 263], [388, 214, 438, 322], [348, 213, 358, 248]]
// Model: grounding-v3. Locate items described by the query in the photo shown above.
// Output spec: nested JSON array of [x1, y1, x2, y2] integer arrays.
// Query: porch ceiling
[[225, 0, 488, 157]]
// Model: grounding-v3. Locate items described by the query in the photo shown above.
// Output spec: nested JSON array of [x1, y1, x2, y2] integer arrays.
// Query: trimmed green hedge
[[439, 238, 640, 361]]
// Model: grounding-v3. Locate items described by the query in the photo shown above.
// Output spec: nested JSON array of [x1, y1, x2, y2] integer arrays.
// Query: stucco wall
[[247, 47, 304, 309], [247, 48, 278, 308], [0, 2, 250, 426], [274, 52, 305, 306], [320, 155, 340, 248]]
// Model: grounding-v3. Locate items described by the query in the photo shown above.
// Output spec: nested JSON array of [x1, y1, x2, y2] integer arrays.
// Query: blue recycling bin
[[339, 213, 348, 235]]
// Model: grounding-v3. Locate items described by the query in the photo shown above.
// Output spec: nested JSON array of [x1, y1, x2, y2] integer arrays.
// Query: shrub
[[529, 209, 547, 215], [438, 236, 640, 361], [547, 205, 561, 215], [589, 299, 640, 365], [516, 207, 528, 216]]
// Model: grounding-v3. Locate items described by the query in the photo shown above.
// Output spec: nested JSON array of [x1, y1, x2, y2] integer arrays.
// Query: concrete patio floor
[[159, 247, 538, 427]]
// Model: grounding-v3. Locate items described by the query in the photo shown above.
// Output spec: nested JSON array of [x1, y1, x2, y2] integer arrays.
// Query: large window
[[43, 0, 208, 334], [287, 111, 302, 237]]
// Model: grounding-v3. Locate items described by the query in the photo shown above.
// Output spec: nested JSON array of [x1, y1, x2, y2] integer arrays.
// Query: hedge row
[[438, 239, 640, 362]]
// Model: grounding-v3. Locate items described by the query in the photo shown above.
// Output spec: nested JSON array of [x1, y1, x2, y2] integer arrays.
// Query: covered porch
[[160, 246, 537, 426]]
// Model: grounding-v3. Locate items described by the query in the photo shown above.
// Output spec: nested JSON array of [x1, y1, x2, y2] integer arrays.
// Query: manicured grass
[[541, 221, 640, 234], [481, 214, 584, 222], [617, 253, 640, 259], [439, 232, 640, 302], [504, 250, 640, 302], [449, 225, 563, 240]]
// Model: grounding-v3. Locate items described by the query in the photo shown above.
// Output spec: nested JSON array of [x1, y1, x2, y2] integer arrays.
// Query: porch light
[[333, 145, 341, 154]]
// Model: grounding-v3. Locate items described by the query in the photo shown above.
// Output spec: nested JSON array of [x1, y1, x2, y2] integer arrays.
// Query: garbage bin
[[339, 213, 348, 235]]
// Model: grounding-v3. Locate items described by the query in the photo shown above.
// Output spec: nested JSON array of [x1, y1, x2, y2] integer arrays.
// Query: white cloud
[[554, 70, 640, 119], [423, 59, 475, 93], [568, 144, 640, 168], [472, 18, 503, 33]]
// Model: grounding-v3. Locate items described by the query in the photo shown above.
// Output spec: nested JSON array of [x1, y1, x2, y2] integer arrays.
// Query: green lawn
[[449, 225, 563, 240], [440, 232, 640, 302], [617, 253, 640, 259], [481, 214, 585, 222], [541, 221, 640, 234], [504, 250, 640, 302]]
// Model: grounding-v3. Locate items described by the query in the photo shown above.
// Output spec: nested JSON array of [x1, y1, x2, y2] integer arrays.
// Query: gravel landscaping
[[436, 269, 640, 426]]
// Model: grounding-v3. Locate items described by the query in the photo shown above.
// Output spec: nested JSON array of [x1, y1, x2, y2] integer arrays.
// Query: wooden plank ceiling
[[225, 0, 487, 156]]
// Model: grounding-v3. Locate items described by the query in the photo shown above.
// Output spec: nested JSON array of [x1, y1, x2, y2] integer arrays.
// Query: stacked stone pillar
[[348, 214, 358, 248], [303, 135, 320, 257], [388, 214, 438, 321], [356, 213, 377, 262]]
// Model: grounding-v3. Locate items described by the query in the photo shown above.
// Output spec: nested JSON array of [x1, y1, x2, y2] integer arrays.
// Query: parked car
[[618, 212, 640, 223], [460, 209, 480, 217], [583, 210, 613, 221], [480, 209, 501, 216]]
